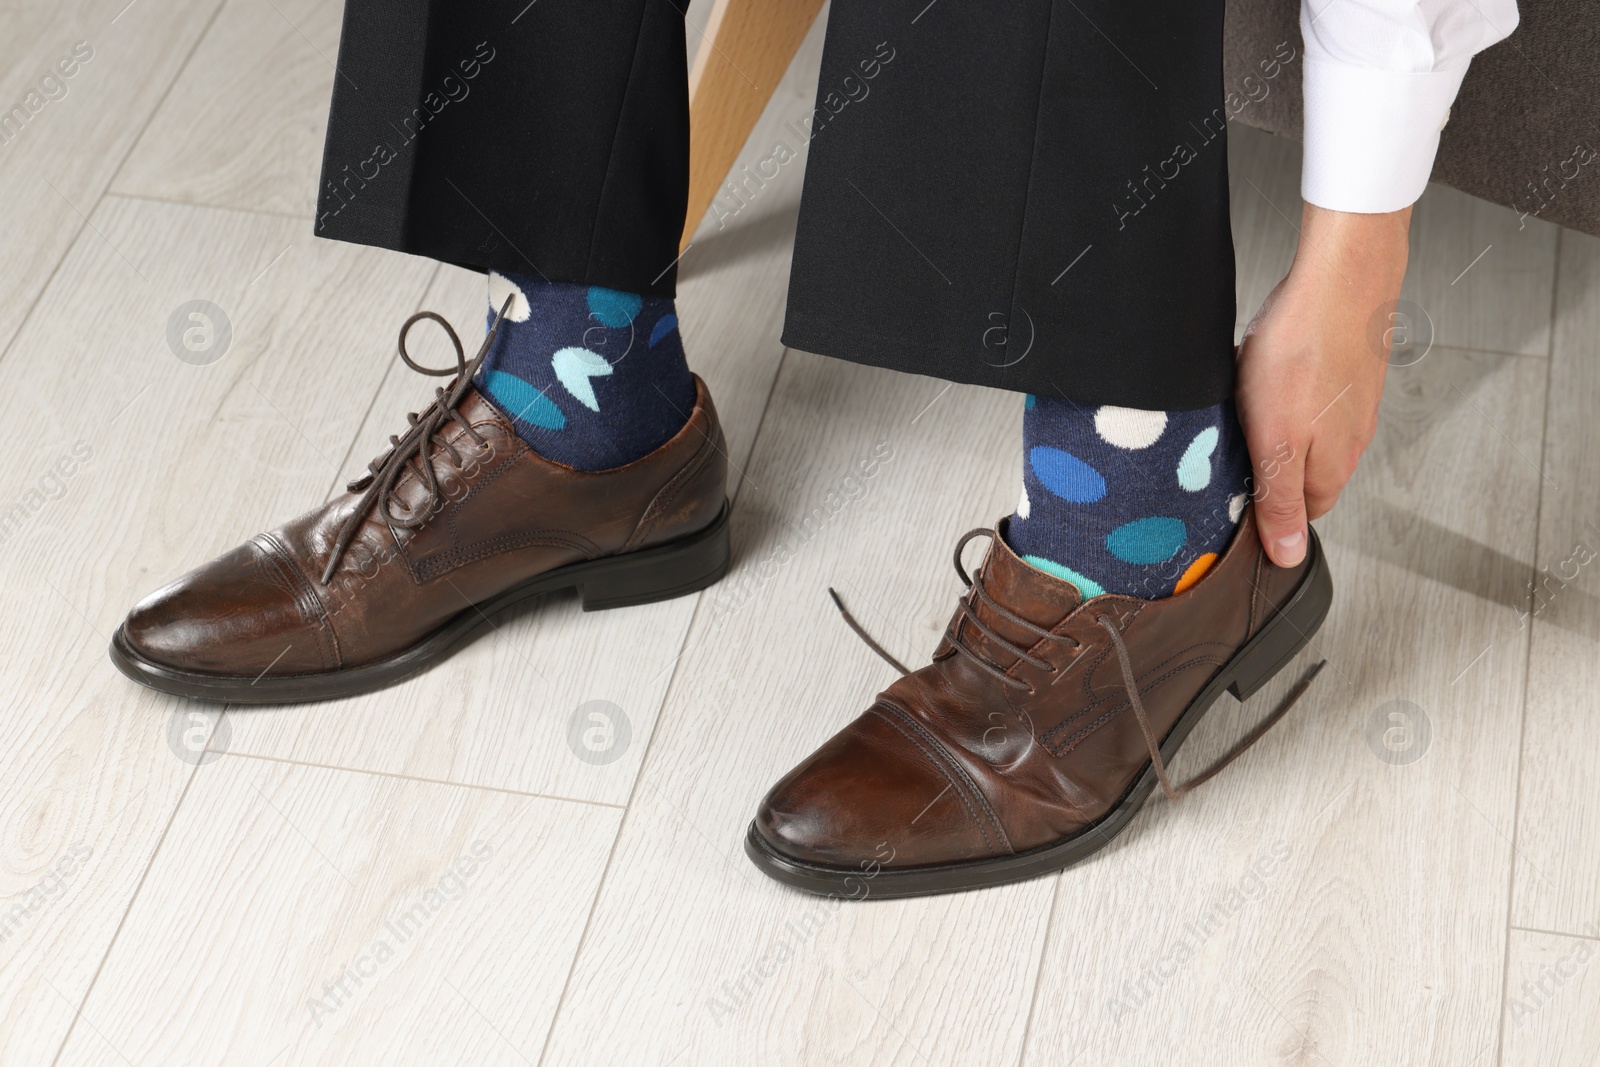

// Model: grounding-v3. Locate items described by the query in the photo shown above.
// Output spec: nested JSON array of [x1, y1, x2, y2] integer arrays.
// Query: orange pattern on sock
[[1173, 552, 1218, 595]]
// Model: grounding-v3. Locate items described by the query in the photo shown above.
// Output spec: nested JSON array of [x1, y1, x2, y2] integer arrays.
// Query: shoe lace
[[320, 296, 514, 584], [1093, 614, 1324, 801], [831, 527, 1081, 688], [829, 527, 1326, 802]]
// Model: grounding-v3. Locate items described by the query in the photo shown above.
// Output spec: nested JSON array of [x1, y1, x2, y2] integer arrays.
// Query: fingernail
[[1276, 530, 1306, 565]]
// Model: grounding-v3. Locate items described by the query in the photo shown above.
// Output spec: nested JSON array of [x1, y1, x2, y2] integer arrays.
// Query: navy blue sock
[[1006, 395, 1253, 599], [474, 270, 695, 471]]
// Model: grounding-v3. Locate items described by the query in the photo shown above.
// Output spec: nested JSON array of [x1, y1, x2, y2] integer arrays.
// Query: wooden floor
[[2, 3, 1597, 1065]]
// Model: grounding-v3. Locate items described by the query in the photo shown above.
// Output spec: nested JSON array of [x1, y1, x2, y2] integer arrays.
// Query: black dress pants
[[315, 1, 1237, 410]]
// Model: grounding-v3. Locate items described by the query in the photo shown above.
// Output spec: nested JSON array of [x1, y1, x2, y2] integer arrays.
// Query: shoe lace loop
[[319, 295, 514, 584], [948, 528, 1080, 690]]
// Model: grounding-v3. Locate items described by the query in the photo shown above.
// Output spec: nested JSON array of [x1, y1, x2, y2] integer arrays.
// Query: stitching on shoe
[[407, 446, 600, 580], [1045, 647, 1231, 747], [866, 705, 997, 854], [447, 448, 522, 506], [389, 438, 520, 545], [1247, 550, 1266, 636], [876, 700, 1014, 855], [1031, 637, 1235, 747], [1001, 600, 1147, 705], [622, 424, 715, 552], [1044, 653, 1230, 757], [415, 531, 596, 583], [254, 532, 341, 670]]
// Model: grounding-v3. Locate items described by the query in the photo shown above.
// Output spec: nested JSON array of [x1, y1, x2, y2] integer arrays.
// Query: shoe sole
[[109, 502, 731, 705], [744, 528, 1334, 900]]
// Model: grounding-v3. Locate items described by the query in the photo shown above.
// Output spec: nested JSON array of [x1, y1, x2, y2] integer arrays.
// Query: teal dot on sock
[[1024, 393, 1036, 410], [1022, 555, 1106, 598], [1106, 517, 1187, 564], [484, 370, 565, 430], [587, 287, 643, 328], [1030, 446, 1106, 504]]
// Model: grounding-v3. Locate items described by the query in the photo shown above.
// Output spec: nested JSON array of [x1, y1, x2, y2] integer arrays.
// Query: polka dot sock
[[1006, 395, 1252, 600], [474, 270, 696, 471]]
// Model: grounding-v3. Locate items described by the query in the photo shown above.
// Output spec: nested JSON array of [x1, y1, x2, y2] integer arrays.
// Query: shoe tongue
[[958, 526, 1082, 664]]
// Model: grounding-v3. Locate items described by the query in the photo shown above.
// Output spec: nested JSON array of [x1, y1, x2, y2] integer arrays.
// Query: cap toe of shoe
[[754, 706, 998, 871], [120, 539, 331, 677]]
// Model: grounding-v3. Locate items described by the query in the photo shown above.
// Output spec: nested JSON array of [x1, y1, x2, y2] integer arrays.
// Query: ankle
[[475, 271, 694, 471], [1007, 395, 1251, 600]]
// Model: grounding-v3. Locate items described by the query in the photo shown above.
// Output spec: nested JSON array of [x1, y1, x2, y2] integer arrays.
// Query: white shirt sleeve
[[1299, 0, 1520, 212]]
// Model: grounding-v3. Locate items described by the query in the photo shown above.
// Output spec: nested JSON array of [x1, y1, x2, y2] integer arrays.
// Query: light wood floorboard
[[1511, 229, 1600, 935], [56, 757, 618, 1066], [0, 195, 435, 1065], [0, 0, 225, 358], [1499, 927, 1600, 1067]]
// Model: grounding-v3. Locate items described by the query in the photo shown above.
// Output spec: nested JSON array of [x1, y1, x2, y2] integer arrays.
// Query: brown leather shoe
[[745, 509, 1331, 898], [111, 307, 729, 703]]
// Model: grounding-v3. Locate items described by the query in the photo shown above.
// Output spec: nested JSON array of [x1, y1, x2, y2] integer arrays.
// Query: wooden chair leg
[[682, 0, 826, 251]]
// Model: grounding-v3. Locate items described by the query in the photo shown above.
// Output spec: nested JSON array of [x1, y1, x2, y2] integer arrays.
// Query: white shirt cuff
[[1300, 54, 1468, 214]]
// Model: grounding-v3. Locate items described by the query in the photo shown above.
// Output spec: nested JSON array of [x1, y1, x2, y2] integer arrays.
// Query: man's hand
[[1235, 203, 1412, 567]]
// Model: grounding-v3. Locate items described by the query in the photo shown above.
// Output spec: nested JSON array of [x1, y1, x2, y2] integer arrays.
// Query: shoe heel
[[579, 504, 731, 611], [1226, 532, 1334, 701]]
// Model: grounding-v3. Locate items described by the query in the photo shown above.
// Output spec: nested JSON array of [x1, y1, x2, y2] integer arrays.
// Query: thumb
[[1249, 436, 1309, 568]]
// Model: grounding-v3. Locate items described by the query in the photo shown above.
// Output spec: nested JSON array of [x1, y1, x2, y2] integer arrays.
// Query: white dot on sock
[[1094, 406, 1167, 449], [1228, 492, 1247, 523], [488, 271, 531, 323], [1017, 483, 1031, 519]]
